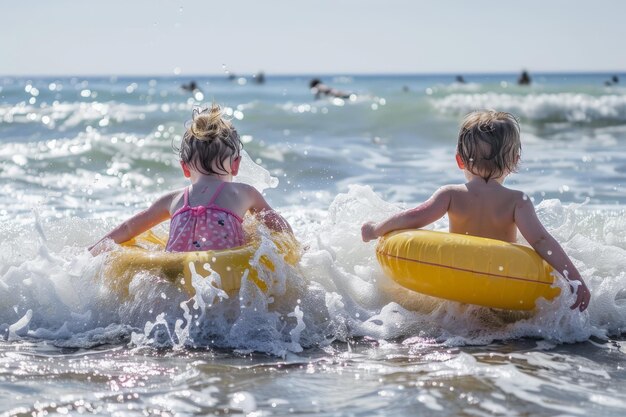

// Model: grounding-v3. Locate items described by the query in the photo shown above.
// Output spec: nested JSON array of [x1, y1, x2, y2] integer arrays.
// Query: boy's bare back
[[446, 179, 523, 243]]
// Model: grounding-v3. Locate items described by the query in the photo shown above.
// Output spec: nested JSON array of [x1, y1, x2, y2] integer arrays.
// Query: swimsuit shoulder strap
[[183, 186, 190, 207], [208, 182, 227, 205]]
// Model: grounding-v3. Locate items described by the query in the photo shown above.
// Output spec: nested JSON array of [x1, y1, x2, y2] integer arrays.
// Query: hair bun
[[190, 104, 232, 141]]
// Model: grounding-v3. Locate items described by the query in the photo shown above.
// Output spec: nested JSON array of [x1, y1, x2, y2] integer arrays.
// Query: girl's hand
[[569, 279, 591, 312], [361, 222, 378, 242]]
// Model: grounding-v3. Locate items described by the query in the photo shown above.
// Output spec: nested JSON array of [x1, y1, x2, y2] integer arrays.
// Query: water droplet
[[12, 155, 28, 166]]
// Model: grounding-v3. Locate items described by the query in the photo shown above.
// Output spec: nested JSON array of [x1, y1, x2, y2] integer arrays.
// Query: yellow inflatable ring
[[376, 230, 561, 310], [103, 230, 300, 297]]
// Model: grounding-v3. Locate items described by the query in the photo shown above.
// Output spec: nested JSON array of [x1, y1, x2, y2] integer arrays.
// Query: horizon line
[[1, 69, 624, 79]]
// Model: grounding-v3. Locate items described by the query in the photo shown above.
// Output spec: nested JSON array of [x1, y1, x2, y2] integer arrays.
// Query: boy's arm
[[361, 187, 451, 242], [247, 187, 293, 234], [514, 195, 590, 312], [89, 192, 175, 254]]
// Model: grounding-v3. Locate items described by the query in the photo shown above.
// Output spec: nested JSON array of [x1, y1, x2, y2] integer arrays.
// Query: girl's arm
[[361, 187, 451, 242], [514, 195, 590, 312], [89, 192, 176, 254], [247, 186, 293, 234]]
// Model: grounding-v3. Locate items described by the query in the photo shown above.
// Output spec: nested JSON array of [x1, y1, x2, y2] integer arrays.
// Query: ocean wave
[[432, 93, 626, 122], [0, 101, 166, 131]]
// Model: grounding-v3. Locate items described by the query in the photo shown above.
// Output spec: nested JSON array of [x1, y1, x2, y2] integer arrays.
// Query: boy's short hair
[[457, 110, 521, 181]]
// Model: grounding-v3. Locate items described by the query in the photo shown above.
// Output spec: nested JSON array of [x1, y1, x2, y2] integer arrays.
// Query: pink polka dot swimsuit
[[165, 183, 245, 252]]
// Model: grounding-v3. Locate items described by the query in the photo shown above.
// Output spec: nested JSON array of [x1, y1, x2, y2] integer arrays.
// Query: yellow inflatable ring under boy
[[103, 230, 300, 298], [376, 230, 561, 310]]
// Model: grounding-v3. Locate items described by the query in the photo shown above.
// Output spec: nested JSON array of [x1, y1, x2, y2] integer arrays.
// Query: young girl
[[90, 104, 292, 254], [361, 110, 591, 312]]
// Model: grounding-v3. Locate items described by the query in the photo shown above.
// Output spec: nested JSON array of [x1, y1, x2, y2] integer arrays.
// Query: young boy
[[361, 111, 590, 312]]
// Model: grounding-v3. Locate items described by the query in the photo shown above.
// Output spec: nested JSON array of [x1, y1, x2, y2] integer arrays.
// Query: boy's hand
[[361, 222, 378, 242], [569, 279, 590, 312]]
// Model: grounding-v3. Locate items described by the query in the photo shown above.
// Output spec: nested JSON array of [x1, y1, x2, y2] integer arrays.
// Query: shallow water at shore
[[3, 339, 626, 416]]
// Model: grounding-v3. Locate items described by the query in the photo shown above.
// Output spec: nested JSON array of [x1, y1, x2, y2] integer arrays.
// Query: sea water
[[0, 73, 625, 416]]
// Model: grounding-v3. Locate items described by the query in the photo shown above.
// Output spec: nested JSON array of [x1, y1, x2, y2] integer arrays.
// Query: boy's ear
[[230, 156, 241, 176], [455, 153, 465, 169], [180, 161, 191, 178]]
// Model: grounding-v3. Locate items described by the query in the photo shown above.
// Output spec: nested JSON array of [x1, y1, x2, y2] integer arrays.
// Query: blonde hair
[[177, 104, 242, 175], [457, 110, 521, 181]]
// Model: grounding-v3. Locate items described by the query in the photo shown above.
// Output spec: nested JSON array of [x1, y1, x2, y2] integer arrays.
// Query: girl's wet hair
[[176, 104, 242, 175], [457, 110, 521, 181]]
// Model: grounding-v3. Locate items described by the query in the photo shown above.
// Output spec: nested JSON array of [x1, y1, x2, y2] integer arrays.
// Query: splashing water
[[1, 73, 625, 416]]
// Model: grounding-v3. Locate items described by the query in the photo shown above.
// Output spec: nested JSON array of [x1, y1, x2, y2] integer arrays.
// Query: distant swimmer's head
[[177, 104, 242, 177], [456, 110, 521, 181], [309, 78, 322, 89]]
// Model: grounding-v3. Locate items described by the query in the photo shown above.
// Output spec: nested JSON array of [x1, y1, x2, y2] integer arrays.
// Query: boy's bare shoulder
[[428, 184, 467, 203], [503, 187, 530, 206], [437, 184, 468, 194]]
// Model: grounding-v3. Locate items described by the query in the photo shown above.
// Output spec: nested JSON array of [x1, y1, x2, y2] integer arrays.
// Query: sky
[[2, 0, 625, 76]]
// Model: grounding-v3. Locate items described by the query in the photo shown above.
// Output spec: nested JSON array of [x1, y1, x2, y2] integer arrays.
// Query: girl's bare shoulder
[[224, 183, 265, 207], [228, 182, 258, 196], [165, 188, 187, 213]]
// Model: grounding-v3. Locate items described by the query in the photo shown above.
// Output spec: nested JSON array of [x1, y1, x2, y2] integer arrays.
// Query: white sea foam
[[236, 150, 279, 192], [0, 101, 165, 130], [433, 93, 626, 122]]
